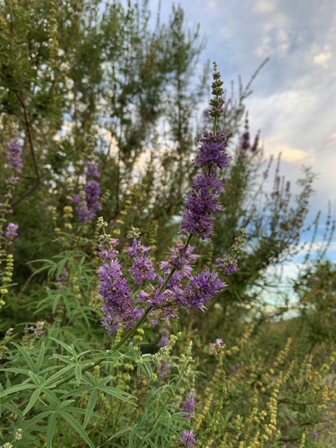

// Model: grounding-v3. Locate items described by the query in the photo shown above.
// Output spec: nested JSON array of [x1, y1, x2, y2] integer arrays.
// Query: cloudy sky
[[144, 0, 336, 303], [147, 0, 336, 264]]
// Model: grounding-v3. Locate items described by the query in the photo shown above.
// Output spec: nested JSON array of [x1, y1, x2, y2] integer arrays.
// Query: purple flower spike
[[7, 139, 23, 172], [157, 328, 170, 348], [5, 223, 18, 244], [181, 391, 196, 420], [72, 162, 101, 224], [195, 129, 229, 169], [241, 131, 250, 150], [99, 261, 143, 334], [86, 162, 100, 178], [178, 271, 226, 311], [126, 239, 156, 285], [216, 256, 239, 276], [180, 430, 198, 448]]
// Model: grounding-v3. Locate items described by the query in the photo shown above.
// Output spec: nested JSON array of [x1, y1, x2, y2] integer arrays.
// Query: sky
[[143, 0, 336, 303], [148, 0, 336, 213]]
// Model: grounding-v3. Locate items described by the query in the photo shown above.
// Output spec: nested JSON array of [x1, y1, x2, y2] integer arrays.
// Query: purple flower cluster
[[158, 358, 170, 378], [215, 255, 239, 276], [126, 239, 156, 285], [160, 242, 198, 287], [241, 130, 250, 150], [6, 139, 23, 185], [180, 430, 197, 448], [174, 271, 225, 312], [181, 130, 229, 240], [96, 67, 237, 333], [71, 162, 101, 224], [56, 267, 68, 291], [157, 327, 170, 348], [181, 391, 196, 420], [98, 234, 143, 334], [5, 223, 18, 245], [29, 320, 45, 336], [195, 129, 229, 169], [210, 338, 224, 354]]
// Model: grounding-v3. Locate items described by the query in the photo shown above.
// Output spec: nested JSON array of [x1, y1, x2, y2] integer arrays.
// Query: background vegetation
[[0, 1, 335, 447]]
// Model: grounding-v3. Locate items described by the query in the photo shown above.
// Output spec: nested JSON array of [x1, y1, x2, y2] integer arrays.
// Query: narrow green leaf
[[23, 387, 43, 415], [59, 411, 95, 448], [36, 342, 46, 372], [84, 389, 98, 429], [0, 382, 34, 398], [11, 342, 35, 371], [49, 337, 74, 355], [47, 413, 57, 448], [21, 410, 52, 429], [44, 365, 73, 387], [75, 364, 82, 384], [99, 386, 136, 405]]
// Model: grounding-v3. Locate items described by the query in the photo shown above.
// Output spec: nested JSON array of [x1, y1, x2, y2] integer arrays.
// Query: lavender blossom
[[157, 328, 170, 348], [195, 129, 229, 169], [180, 430, 198, 448], [158, 358, 170, 378], [56, 267, 68, 291], [5, 223, 18, 245], [180, 173, 223, 240], [181, 391, 196, 420], [97, 230, 143, 333], [180, 132, 229, 239], [160, 242, 198, 287], [71, 161, 101, 224], [99, 260, 143, 334], [241, 131, 250, 150], [86, 162, 100, 178], [29, 320, 45, 336], [175, 271, 225, 311], [126, 238, 156, 285], [7, 139, 23, 172], [210, 338, 224, 354], [216, 255, 239, 275]]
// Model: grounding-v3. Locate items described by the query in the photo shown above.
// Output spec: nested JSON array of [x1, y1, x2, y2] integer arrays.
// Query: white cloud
[[252, 0, 276, 13], [271, 144, 315, 164], [313, 51, 332, 67]]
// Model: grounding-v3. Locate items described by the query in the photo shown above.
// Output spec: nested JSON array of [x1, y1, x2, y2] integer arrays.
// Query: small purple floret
[[180, 430, 197, 448], [5, 222, 18, 244]]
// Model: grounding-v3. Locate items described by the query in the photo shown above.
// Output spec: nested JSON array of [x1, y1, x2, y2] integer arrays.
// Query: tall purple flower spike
[[71, 161, 101, 224]]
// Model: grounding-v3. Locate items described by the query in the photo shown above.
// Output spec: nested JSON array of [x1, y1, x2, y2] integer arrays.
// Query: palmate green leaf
[[58, 411, 95, 448], [46, 413, 57, 448], [83, 388, 98, 429]]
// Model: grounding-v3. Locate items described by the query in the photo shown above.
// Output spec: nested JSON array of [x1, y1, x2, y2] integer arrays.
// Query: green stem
[[137, 363, 188, 447]]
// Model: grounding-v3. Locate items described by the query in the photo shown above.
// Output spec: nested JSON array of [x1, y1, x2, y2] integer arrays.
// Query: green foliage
[[0, 1, 335, 447]]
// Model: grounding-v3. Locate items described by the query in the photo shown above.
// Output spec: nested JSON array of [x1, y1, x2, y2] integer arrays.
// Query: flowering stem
[[51, 235, 193, 390]]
